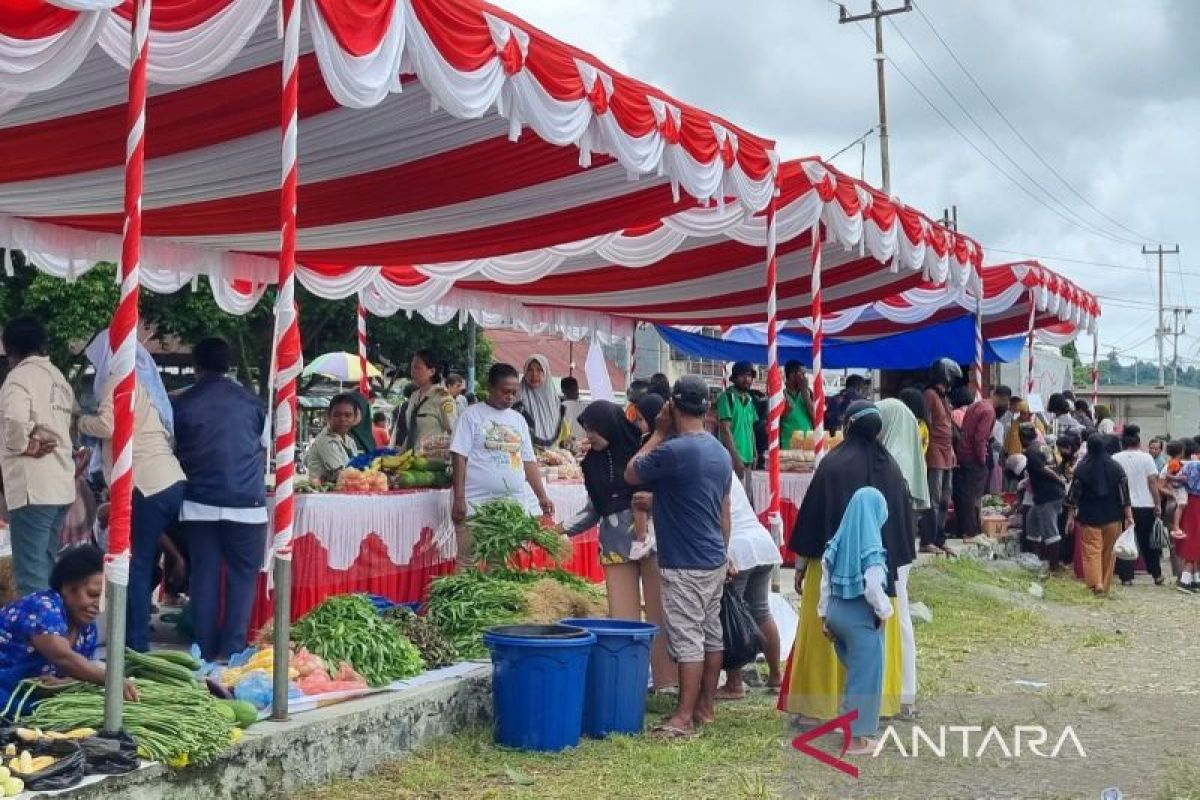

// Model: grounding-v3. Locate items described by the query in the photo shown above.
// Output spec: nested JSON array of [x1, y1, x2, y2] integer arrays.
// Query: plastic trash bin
[[560, 618, 657, 737], [482, 624, 595, 751]]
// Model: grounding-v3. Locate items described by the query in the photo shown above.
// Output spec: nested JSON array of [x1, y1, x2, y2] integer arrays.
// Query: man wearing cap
[[626, 375, 733, 739], [824, 373, 869, 434], [716, 361, 759, 479]]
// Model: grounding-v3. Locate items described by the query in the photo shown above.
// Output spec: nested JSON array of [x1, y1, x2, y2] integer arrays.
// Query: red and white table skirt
[[749, 470, 813, 566], [249, 482, 600, 631]]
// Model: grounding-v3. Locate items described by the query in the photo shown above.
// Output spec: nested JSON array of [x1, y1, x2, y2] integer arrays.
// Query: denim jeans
[[127, 482, 187, 652], [184, 520, 266, 660], [8, 504, 68, 595]]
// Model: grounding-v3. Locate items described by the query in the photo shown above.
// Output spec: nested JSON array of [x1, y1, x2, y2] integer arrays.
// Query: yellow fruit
[[64, 727, 97, 740], [229, 729, 243, 744], [166, 753, 190, 768], [3, 776, 23, 797]]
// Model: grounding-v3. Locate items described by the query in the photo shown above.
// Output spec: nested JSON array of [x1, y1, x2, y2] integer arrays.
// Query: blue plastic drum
[[560, 618, 658, 738]]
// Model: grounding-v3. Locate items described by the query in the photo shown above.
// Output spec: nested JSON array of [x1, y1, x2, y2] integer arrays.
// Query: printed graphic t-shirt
[[450, 403, 539, 514]]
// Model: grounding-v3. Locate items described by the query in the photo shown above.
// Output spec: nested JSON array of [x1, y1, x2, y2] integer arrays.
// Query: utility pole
[[1168, 306, 1192, 385], [1143, 244, 1180, 388], [838, 0, 912, 195]]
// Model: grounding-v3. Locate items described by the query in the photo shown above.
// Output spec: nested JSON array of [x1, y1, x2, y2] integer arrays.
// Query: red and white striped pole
[[764, 199, 783, 585], [973, 269, 985, 399], [104, 0, 151, 733], [270, 0, 303, 721], [1090, 327, 1100, 409], [1025, 291, 1037, 396], [810, 224, 827, 464], [357, 297, 370, 398]]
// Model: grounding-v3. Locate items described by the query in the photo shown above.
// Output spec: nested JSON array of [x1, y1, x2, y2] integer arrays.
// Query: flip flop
[[649, 724, 696, 741]]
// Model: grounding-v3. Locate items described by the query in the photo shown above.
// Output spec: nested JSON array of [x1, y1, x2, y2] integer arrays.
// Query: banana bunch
[[380, 450, 416, 471]]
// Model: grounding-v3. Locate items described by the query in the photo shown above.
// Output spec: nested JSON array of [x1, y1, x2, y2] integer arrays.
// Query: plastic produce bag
[[78, 732, 139, 776], [232, 671, 273, 709], [12, 739, 86, 792], [1115, 525, 1139, 561], [719, 586, 763, 671]]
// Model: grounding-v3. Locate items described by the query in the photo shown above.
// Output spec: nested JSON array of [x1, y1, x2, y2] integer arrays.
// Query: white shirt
[[727, 476, 783, 571], [179, 501, 269, 525], [1113, 450, 1159, 508], [818, 564, 893, 621], [449, 402, 540, 514], [1097, 418, 1116, 435]]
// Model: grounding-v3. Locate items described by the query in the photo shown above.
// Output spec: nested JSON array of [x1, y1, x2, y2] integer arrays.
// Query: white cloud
[[497, 0, 1200, 364]]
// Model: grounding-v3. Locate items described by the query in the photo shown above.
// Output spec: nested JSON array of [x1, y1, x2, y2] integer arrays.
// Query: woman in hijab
[[897, 387, 929, 454], [777, 401, 914, 723], [348, 393, 377, 455], [516, 355, 566, 449], [633, 393, 665, 436], [819, 487, 894, 755], [558, 401, 675, 689], [78, 332, 187, 651], [1064, 433, 1133, 595], [1094, 404, 1116, 436], [877, 398, 927, 719]]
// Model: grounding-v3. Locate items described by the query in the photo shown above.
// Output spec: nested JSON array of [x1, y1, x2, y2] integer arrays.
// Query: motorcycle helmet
[[928, 357, 964, 388]]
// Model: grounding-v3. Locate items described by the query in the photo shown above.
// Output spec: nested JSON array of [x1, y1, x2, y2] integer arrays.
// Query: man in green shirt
[[780, 359, 815, 448], [717, 361, 759, 477]]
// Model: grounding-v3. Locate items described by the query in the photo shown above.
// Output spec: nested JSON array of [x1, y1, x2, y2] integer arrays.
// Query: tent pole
[[270, 0, 303, 722], [764, 198, 783, 593], [810, 224, 827, 466], [103, 0, 152, 734], [357, 296, 370, 397], [973, 268, 984, 399], [1090, 326, 1100, 409], [466, 317, 477, 393], [1025, 290, 1036, 397]]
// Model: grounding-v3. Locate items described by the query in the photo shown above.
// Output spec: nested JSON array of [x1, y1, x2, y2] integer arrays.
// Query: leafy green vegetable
[[293, 595, 425, 686], [425, 572, 527, 659], [466, 498, 569, 568], [382, 607, 457, 669]]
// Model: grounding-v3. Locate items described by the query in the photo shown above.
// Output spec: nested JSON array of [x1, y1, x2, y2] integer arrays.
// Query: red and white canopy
[[0, 0, 778, 309], [772, 260, 1099, 342]]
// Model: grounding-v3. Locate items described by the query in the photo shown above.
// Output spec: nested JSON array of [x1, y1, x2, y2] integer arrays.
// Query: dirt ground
[[780, 564, 1200, 800]]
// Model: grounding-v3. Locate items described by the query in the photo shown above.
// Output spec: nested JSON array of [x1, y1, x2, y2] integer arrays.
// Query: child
[[1160, 439, 1188, 538], [1176, 441, 1200, 592]]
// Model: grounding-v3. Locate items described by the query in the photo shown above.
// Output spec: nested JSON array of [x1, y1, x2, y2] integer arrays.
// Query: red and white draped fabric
[[809, 224, 826, 463], [1025, 294, 1037, 395], [763, 199, 782, 529], [973, 268, 984, 398], [0, 0, 776, 300], [105, 0, 151, 592], [356, 296, 369, 397]]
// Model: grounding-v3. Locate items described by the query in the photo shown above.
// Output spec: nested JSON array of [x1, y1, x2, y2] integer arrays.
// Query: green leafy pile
[[293, 595, 424, 686], [382, 607, 457, 669], [467, 498, 569, 568], [424, 572, 527, 659]]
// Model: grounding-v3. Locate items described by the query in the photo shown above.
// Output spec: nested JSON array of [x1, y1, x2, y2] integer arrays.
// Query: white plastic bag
[[1114, 525, 1139, 561]]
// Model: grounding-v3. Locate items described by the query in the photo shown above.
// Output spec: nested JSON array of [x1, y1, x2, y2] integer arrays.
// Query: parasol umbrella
[[302, 352, 382, 383]]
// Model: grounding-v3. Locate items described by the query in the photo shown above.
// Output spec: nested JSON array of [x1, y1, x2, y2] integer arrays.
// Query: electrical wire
[[826, 126, 878, 162], [910, 0, 1163, 244], [847, 22, 1147, 250], [884, 17, 1141, 247], [982, 247, 1200, 279]]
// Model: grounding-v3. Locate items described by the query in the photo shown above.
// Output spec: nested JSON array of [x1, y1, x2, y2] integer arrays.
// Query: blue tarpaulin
[[655, 316, 1025, 370]]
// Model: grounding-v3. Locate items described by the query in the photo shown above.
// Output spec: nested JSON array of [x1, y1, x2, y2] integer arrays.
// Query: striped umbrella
[[302, 352, 382, 383]]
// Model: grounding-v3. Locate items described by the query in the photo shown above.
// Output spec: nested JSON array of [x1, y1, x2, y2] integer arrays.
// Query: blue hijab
[[822, 486, 889, 601]]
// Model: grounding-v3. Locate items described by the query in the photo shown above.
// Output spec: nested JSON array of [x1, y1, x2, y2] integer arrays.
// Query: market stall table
[[750, 469, 812, 565], [249, 482, 600, 632]]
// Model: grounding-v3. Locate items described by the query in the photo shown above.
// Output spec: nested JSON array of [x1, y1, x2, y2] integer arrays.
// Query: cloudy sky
[[500, 0, 1199, 366]]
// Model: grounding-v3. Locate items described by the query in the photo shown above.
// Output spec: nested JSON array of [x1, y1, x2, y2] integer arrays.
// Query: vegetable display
[[292, 595, 425, 687], [425, 572, 527, 659], [27, 680, 236, 766], [381, 607, 457, 669], [124, 648, 200, 687], [466, 498, 570, 568]]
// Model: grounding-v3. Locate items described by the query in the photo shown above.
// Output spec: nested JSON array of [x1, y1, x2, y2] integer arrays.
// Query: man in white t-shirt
[[1112, 425, 1163, 586], [450, 362, 555, 568]]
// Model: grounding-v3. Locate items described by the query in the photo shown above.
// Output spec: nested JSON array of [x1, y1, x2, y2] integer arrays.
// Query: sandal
[[846, 737, 879, 756]]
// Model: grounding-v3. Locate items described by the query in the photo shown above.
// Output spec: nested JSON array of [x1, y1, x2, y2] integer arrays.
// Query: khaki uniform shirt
[[0, 356, 76, 510], [77, 379, 186, 498], [305, 429, 361, 483]]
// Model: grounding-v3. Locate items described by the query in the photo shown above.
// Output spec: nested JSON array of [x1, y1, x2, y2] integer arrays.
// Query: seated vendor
[[305, 393, 363, 484], [0, 545, 136, 717]]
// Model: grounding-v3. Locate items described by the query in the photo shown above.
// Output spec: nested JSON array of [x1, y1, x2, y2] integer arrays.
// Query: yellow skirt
[[776, 562, 901, 719]]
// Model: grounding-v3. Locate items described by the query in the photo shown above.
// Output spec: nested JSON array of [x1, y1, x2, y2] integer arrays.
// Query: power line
[[982, 246, 1200, 279], [884, 17, 1141, 248], [847, 22, 1148, 250], [909, 1, 1162, 244]]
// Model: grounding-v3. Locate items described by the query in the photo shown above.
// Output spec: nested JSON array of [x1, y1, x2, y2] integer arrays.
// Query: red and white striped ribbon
[[1025, 291, 1036, 396], [973, 269, 984, 400], [1090, 328, 1100, 408], [357, 298, 370, 397], [810, 224, 827, 464], [271, 0, 303, 562], [106, 0, 152, 587], [764, 199, 782, 524]]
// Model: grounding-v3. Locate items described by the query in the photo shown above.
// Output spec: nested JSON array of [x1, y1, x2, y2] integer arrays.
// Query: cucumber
[[223, 700, 259, 728], [145, 649, 201, 672], [213, 702, 237, 723]]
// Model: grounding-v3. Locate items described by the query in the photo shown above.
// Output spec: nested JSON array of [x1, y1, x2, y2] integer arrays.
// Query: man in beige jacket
[[0, 317, 75, 594]]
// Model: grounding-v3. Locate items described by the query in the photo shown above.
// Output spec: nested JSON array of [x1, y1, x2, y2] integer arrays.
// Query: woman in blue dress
[[0, 545, 136, 718]]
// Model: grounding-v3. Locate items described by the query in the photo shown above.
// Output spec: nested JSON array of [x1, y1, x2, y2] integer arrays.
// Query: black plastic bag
[[79, 732, 139, 776], [11, 738, 86, 792], [720, 585, 763, 671]]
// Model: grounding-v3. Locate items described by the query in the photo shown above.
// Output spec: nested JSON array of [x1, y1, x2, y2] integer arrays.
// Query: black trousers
[[952, 463, 988, 537], [1115, 507, 1162, 582]]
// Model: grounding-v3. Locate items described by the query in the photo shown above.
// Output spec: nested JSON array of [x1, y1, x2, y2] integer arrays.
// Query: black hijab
[[578, 400, 643, 515], [788, 400, 916, 588], [1074, 433, 1126, 498]]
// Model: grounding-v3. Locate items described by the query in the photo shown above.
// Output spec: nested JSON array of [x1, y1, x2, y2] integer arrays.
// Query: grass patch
[[320, 693, 790, 800], [1079, 630, 1130, 648], [1160, 756, 1200, 800]]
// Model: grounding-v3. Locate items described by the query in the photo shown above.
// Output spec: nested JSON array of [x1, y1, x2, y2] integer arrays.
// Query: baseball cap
[[672, 375, 710, 415]]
